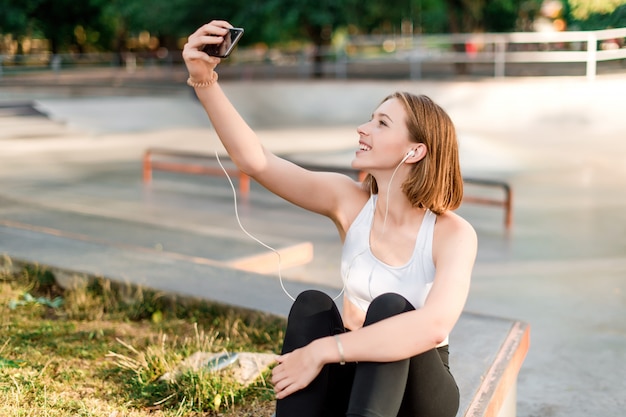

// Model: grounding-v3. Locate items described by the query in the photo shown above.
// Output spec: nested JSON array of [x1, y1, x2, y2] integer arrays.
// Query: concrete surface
[[1, 69, 625, 416]]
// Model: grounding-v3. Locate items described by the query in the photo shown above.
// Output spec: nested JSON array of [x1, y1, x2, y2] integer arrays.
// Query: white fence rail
[[344, 27, 626, 80], [1, 28, 625, 81]]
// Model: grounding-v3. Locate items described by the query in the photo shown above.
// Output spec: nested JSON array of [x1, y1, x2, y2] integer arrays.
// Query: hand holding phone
[[203, 27, 244, 58]]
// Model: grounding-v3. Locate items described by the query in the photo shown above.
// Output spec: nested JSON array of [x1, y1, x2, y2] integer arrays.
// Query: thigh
[[276, 290, 351, 417], [347, 294, 458, 417], [346, 293, 415, 417], [397, 347, 459, 417]]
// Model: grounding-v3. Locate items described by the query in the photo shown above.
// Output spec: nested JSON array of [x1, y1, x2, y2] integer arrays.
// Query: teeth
[[359, 144, 371, 151]]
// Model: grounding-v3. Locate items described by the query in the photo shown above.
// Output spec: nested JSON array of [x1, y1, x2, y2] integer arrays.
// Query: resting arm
[[334, 214, 476, 361], [272, 213, 477, 398]]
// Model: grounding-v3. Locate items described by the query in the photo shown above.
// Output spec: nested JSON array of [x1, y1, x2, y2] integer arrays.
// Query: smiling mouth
[[359, 143, 372, 151]]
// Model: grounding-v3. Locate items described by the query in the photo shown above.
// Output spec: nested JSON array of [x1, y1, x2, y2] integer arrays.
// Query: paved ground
[[1, 69, 625, 416]]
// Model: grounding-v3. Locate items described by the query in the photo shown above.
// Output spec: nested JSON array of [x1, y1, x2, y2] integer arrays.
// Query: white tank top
[[341, 195, 444, 343]]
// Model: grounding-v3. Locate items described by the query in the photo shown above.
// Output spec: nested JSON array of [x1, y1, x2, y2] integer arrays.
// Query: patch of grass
[[0, 257, 283, 416]]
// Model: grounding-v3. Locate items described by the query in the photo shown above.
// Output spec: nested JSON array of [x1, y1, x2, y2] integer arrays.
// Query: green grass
[[0, 257, 283, 416]]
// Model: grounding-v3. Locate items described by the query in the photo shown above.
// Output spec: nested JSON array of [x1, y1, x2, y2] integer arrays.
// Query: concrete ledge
[[0, 226, 529, 417], [454, 314, 530, 417], [2, 252, 529, 417], [0, 194, 529, 417], [226, 241, 314, 274], [0, 223, 325, 317]]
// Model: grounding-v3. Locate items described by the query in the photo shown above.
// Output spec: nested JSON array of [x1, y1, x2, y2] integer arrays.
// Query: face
[[353, 98, 413, 171]]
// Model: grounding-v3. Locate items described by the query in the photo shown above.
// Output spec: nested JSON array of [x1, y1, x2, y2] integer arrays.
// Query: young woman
[[183, 21, 477, 417]]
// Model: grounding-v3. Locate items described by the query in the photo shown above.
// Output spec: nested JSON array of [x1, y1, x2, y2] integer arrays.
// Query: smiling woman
[[182, 20, 477, 417]]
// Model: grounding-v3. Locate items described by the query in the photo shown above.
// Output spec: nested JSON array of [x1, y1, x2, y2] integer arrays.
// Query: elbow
[[419, 303, 463, 348], [432, 327, 449, 347], [236, 148, 269, 177], [429, 320, 452, 347]]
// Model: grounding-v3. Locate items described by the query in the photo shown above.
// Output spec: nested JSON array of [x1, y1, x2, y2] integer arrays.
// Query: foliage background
[[0, 1, 625, 54]]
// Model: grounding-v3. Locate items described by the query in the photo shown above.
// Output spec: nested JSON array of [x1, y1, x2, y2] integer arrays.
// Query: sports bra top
[[341, 195, 446, 345]]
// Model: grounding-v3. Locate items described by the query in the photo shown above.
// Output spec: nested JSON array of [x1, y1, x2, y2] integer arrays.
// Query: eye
[[378, 119, 388, 127]]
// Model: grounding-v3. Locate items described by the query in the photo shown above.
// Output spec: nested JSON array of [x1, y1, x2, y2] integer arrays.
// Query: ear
[[404, 143, 427, 163]]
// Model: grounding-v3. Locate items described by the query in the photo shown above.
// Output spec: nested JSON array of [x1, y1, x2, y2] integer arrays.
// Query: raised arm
[[183, 22, 264, 173], [182, 21, 365, 221]]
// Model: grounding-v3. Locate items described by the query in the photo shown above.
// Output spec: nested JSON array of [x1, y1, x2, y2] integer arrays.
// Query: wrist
[[309, 337, 339, 366], [333, 334, 346, 365], [187, 71, 218, 88]]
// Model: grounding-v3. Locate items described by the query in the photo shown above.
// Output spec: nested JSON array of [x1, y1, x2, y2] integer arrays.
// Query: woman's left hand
[[271, 344, 324, 399]]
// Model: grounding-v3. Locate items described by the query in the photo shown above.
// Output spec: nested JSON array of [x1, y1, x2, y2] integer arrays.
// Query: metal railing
[[143, 148, 513, 230]]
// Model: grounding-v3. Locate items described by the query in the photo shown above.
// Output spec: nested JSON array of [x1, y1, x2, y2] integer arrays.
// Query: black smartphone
[[202, 27, 244, 58]]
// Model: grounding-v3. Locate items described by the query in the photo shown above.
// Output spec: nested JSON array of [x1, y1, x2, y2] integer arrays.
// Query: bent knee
[[291, 290, 335, 317], [364, 293, 415, 324]]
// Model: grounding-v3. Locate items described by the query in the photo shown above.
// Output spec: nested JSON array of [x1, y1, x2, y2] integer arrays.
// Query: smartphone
[[203, 27, 244, 58]]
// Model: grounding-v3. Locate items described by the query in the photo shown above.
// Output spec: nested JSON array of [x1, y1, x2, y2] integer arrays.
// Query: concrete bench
[[142, 147, 513, 230]]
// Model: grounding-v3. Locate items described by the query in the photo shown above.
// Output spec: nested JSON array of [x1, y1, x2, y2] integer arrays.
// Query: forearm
[[192, 82, 267, 175], [315, 309, 445, 365]]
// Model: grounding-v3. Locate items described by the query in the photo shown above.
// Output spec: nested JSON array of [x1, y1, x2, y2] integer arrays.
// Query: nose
[[356, 121, 369, 136]]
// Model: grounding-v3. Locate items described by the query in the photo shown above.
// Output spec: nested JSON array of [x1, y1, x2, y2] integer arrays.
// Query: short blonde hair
[[362, 92, 463, 215]]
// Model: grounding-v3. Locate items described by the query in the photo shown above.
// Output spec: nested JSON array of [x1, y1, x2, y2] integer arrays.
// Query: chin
[[351, 158, 362, 170], [352, 152, 373, 171]]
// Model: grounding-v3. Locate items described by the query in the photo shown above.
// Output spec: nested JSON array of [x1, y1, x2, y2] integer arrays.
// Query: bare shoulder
[[331, 176, 371, 236], [433, 211, 478, 252], [430, 211, 477, 280]]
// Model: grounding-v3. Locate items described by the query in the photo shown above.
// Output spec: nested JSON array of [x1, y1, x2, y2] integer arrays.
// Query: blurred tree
[[444, 0, 486, 32], [443, 0, 533, 32], [484, 0, 529, 32], [1, 0, 557, 62], [28, 0, 113, 53], [350, 0, 416, 33], [566, 2, 626, 29], [418, 0, 452, 33], [0, 0, 38, 38], [567, 0, 626, 20], [255, 0, 357, 77], [105, 0, 261, 54]]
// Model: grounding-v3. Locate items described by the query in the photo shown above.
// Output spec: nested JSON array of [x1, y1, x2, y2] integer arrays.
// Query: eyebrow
[[372, 112, 394, 123]]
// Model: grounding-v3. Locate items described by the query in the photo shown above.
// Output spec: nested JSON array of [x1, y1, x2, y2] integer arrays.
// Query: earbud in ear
[[400, 149, 416, 163]]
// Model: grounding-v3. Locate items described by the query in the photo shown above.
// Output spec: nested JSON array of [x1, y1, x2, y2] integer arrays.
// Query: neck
[[372, 165, 410, 219]]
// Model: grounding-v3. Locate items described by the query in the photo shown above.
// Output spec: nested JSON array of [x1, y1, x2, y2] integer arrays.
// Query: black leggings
[[275, 290, 459, 417]]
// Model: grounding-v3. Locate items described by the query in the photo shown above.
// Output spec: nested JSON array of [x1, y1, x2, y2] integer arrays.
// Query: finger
[[271, 364, 287, 385], [271, 370, 279, 385], [194, 22, 230, 39], [187, 24, 229, 49], [207, 20, 234, 29], [185, 34, 222, 51], [181, 46, 219, 65], [272, 376, 292, 394], [276, 379, 303, 399]]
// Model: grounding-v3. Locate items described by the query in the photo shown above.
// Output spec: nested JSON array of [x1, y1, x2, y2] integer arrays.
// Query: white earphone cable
[[215, 151, 345, 303], [215, 152, 295, 301], [381, 156, 407, 237]]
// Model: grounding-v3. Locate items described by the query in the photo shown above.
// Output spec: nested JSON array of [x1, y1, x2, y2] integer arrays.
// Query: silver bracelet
[[186, 72, 218, 88], [334, 334, 346, 365]]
